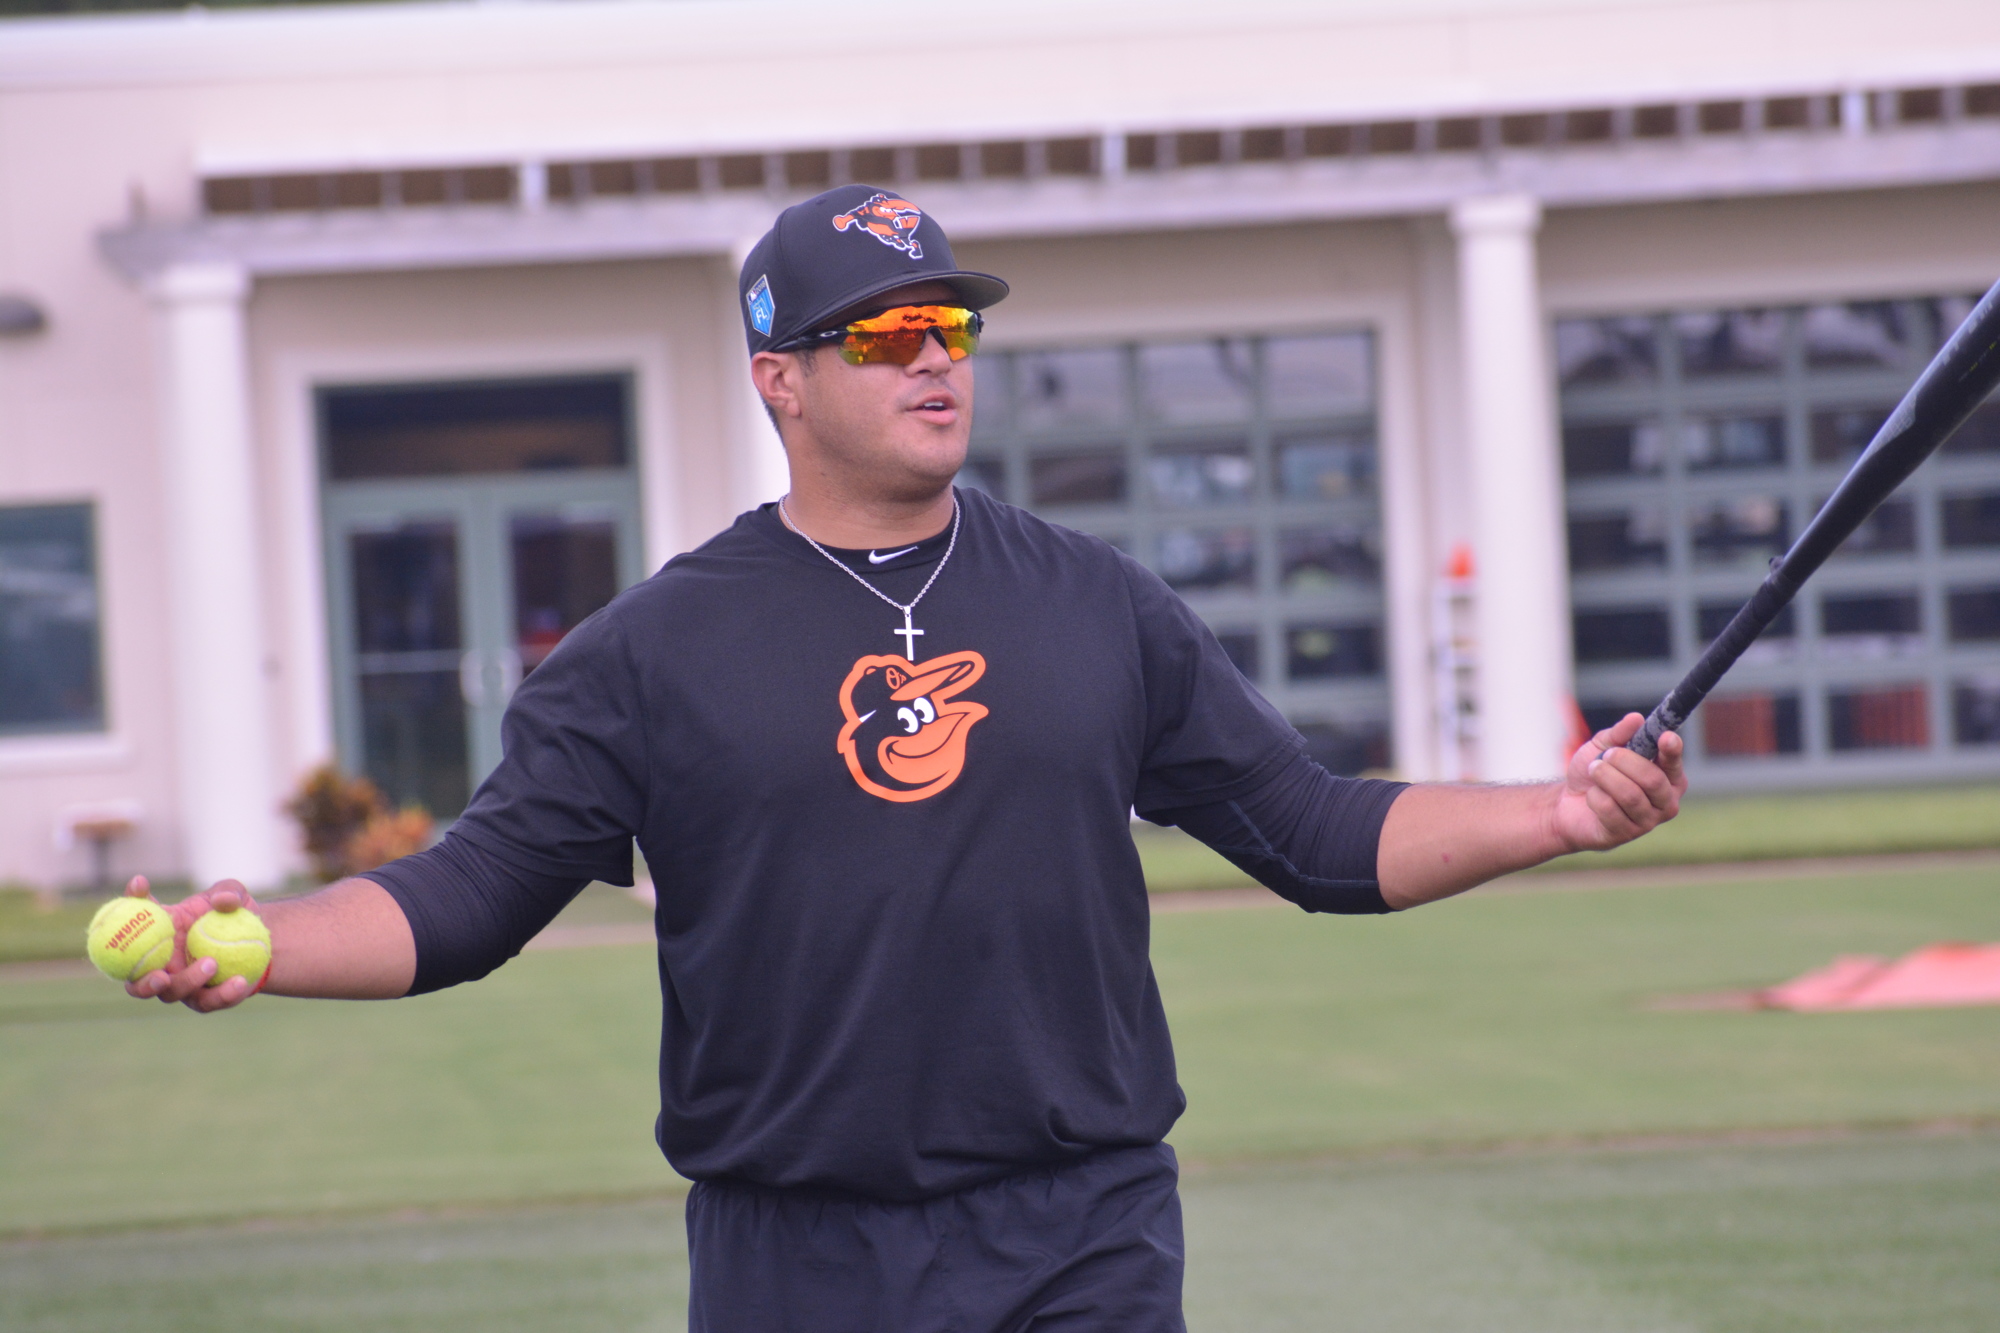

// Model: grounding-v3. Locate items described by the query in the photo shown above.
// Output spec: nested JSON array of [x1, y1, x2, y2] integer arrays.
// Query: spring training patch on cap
[[746, 274, 775, 336], [831, 192, 924, 259]]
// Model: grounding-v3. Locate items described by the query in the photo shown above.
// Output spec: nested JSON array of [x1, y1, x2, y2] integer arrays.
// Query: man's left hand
[[1551, 712, 1686, 853]]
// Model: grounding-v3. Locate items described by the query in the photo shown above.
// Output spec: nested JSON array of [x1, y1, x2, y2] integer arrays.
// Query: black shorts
[[684, 1143, 1186, 1333]]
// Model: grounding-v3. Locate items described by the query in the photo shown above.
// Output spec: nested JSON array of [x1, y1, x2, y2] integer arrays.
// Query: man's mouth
[[909, 392, 957, 421]]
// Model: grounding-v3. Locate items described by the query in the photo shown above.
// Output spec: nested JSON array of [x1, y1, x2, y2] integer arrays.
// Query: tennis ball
[[185, 907, 272, 990], [85, 896, 177, 983]]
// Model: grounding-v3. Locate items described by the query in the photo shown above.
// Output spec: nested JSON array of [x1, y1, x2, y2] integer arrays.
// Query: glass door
[[319, 376, 643, 821], [325, 476, 642, 820], [329, 498, 475, 820]]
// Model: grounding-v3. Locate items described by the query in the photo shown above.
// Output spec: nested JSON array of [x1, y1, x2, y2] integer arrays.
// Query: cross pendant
[[894, 612, 925, 660]]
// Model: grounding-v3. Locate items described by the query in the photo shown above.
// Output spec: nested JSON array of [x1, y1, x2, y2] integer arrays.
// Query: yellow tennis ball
[[85, 896, 177, 983], [185, 907, 272, 990]]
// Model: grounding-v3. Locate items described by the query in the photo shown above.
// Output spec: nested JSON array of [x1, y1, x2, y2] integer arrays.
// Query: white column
[[723, 242, 793, 514], [1375, 266, 1437, 783], [148, 262, 285, 889], [1449, 195, 1573, 781], [1403, 216, 1473, 782]]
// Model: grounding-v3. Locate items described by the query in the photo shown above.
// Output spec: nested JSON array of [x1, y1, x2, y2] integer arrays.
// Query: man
[[127, 184, 1684, 1330]]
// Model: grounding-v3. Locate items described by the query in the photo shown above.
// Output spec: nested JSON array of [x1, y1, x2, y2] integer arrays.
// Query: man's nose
[[906, 327, 956, 372]]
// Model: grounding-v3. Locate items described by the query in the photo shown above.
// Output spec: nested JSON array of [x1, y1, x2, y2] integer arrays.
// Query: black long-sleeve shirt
[[371, 749, 1398, 995], [364, 489, 1404, 1201]]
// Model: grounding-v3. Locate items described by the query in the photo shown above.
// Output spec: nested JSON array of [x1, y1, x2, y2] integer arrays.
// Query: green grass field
[[10, 781, 2000, 963], [8, 1133, 1997, 1333], [1132, 780, 2000, 890], [5, 863, 1999, 1329]]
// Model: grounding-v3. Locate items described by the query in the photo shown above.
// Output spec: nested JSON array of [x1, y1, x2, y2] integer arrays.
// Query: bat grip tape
[[1626, 566, 1801, 762]]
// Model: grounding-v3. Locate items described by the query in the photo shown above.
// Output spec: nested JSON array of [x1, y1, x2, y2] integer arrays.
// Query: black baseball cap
[[738, 184, 1009, 355]]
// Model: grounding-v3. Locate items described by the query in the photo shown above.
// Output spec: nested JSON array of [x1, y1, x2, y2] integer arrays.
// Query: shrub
[[344, 807, 435, 875], [284, 765, 433, 882], [285, 765, 384, 882]]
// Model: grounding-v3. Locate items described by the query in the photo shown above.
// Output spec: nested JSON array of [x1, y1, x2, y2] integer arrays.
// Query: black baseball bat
[[1626, 278, 2000, 761]]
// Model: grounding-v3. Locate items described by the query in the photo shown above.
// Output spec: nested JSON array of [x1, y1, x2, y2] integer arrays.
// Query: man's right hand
[[121, 875, 264, 1013]]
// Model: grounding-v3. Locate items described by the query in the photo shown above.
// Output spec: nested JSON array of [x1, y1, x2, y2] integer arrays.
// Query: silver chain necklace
[[778, 494, 961, 660]]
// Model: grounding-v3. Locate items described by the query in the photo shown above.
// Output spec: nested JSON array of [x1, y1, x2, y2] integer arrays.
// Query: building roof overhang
[[100, 114, 2000, 284]]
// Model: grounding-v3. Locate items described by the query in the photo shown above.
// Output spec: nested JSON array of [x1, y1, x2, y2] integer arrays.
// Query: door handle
[[496, 648, 523, 702], [459, 650, 487, 707], [460, 649, 522, 707]]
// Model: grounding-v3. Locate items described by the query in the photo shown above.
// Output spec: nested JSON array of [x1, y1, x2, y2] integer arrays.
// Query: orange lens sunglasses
[[782, 305, 984, 366]]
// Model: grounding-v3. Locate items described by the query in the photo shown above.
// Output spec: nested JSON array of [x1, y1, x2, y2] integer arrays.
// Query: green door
[[319, 377, 645, 821]]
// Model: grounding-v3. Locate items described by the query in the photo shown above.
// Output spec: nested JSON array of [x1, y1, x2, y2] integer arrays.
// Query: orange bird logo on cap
[[831, 192, 925, 259], [836, 650, 987, 802]]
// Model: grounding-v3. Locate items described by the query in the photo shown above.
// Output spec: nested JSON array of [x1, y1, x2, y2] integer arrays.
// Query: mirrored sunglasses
[[783, 305, 983, 366]]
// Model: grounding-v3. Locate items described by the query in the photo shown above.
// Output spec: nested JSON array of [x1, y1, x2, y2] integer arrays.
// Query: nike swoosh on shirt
[[868, 546, 920, 564]]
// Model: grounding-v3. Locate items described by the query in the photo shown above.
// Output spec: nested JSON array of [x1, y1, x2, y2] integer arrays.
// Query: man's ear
[[751, 351, 807, 430]]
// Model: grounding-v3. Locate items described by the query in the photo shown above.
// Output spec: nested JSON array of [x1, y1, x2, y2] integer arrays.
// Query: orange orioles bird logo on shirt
[[836, 651, 987, 802], [830, 192, 925, 259]]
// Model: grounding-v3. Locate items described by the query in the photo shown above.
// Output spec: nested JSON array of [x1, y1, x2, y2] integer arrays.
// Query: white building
[[3, 0, 1999, 890]]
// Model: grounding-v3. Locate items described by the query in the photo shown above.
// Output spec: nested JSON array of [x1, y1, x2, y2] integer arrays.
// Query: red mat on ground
[[1759, 943, 2000, 1011]]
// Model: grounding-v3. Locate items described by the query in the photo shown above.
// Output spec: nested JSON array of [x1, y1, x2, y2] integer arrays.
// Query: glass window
[[1156, 527, 1255, 592], [1015, 348, 1125, 431], [1690, 497, 1788, 568], [1953, 678, 2000, 745], [322, 376, 629, 480], [350, 522, 461, 655], [1563, 419, 1665, 478], [1029, 451, 1126, 506], [1148, 442, 1253, 508], [359, 672, 470, 820], [1286, 622, 1381, 679], [1810, 404, 1894, 464], [510, 511, 618, 673], [0, 503, 105, 735], [1138, 339, 1254, 423], [1568, 508, 1668, 571], [978, 329, 1386, 767], [1682, 413, 1785, 471], [1948, 588, 2000, 642], [1704, 693, 1803, 757], [346, 518, 468, 818], [1265, 333, 1373, 416], [1674, 308, 1784, 377], [1280, 526, 1380, 591], [1555, 316, 1657, 387], [1568, 288, 2000, 780], [1802, 302, 1914, 371], [1820, 591, 1923, 656], [1942, 492, 2000, 548], [1827, 684, 1929, 751], [1276, 432, 1375, 500], [1572, 607, 1671, 663]]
